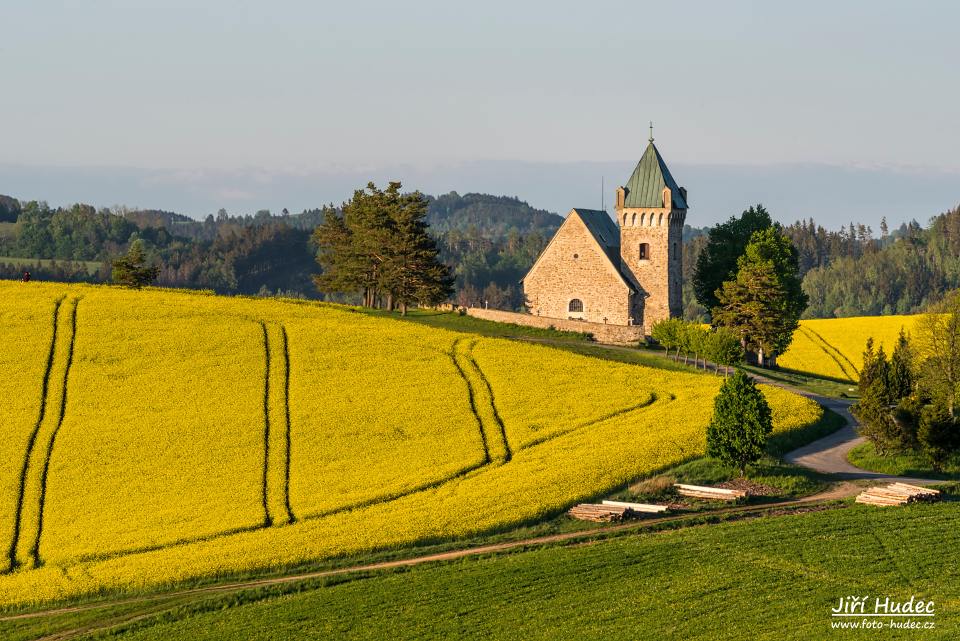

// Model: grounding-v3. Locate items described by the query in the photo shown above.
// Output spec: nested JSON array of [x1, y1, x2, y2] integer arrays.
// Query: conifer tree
[[706, 369, 772, 476], [111, 239, 159, 289], [312, 182, 452, 310]]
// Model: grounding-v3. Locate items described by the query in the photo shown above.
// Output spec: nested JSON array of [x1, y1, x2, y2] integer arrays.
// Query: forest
[[0, 189, 957, 319]]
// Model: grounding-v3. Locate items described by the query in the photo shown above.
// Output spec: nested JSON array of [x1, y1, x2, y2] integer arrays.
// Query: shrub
[[706, 369, 773, 476]]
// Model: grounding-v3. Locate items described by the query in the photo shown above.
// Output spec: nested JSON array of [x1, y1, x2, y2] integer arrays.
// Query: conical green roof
[[622, 142, 687, 209]]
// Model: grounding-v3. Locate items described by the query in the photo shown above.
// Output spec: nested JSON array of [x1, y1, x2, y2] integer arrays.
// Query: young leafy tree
[[706, 369, 773, 476], [692, 204, 773, 312], [713, 228, 808, 365], [111, 239, 159, 289], [650, 318, 680, 356], [707, 327, 745, 376]]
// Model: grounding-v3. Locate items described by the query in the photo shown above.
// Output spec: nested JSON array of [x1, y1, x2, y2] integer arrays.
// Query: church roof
[[572, 208, 619, 250], [622, 141, 687, 209], [569, 208, 632, 291]]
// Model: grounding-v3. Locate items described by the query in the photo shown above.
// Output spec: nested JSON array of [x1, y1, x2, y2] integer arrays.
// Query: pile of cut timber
[[567, 503, 632, 522], [855, 482, 941, 507], [601, 500, 669, 514], [674, 484, 747, 501]]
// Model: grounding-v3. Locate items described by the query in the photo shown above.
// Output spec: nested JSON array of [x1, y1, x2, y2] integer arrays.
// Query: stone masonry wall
[[616, 204, 685, 334], [522, 213, 631, 325], [465, 307, 646, 345]]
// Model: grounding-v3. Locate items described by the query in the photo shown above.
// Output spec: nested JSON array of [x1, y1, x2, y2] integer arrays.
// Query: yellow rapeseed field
[[778, 315, 919, 382], [0, 281, 823, 606]]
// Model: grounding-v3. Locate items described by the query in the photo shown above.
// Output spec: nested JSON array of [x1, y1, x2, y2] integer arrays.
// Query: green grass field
[[848, 442, 960, 481], [0, 256, 102, 275], [16, 499, 949, 641]]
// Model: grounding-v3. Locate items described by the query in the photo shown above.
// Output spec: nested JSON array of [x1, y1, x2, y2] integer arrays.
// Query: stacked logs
[[567, 504, 633, 522], [568, 501, 669, 522], [855, 482, 941, 507], [674, 483, 747, 501]]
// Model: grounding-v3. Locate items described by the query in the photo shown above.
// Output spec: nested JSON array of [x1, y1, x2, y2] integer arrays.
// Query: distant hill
[[425, 192, 562, 239], [0, 191, 560, 304]]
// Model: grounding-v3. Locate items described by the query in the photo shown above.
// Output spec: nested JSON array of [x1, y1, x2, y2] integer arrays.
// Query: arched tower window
[[639, 243, 650, 260], [639, 213, 645, 226], [631, 213, 637, 226], [658, 213, 664, 226], [569, 299, 583, 313], [672, 242, 678, 259]]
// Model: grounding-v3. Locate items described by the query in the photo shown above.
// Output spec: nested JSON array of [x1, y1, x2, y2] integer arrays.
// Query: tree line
[[0, 192, 553, 304], [854, 292, 960, 470]]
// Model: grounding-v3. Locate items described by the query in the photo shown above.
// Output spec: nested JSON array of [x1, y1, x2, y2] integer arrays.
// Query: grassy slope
[[91, 501, 960, 641], [848, 442, 960, 481]]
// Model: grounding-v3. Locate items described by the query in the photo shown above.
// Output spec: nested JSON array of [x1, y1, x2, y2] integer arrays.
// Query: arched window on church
[[673, 242, 678, 259], [631, 213, 637, 226], [640, 213, 645, 226], [569, 299, 583, 313], [639, 243, 650, 260], [658, 213, 664, 226]]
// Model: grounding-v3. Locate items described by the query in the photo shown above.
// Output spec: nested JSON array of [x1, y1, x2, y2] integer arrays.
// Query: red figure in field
[[22, 271, 31, 282]]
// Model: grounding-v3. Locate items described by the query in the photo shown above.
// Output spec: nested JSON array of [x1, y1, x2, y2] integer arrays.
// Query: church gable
[[523, 210, 633, 325]]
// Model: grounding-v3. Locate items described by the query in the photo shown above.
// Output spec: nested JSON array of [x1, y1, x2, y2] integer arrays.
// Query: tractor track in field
[[5, 296, 63, 573], [259, 321, 273, 527], [30, 298, 80, 568], [798, 326, 857, 382], [279, 326, 295, 524], [462, 342, 512, 463]]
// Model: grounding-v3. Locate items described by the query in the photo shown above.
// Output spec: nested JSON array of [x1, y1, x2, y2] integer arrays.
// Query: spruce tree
[[889, 328, 914, 400], [111, 239, 159, 289], [706, 369, 773, 476]]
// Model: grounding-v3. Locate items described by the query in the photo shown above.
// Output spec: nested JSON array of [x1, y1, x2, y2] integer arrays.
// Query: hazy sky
[[2, 1, 958, 224]]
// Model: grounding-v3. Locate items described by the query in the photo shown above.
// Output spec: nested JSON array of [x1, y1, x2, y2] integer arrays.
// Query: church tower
[[615, 128, 687, 333]]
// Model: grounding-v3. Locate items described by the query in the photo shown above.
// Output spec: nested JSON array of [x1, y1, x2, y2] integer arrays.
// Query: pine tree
[[111, 239, 159, 289], [706, 369, 773, 476], [381, 187, 453, 314], [312, 206, 366, 298], [312, 182, 452, 311]]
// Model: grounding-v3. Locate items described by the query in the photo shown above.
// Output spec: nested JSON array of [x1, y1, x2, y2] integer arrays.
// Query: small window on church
[[672, 242, 677, 258], [639, 243, 650, 260], [569, 299, 583, 313]]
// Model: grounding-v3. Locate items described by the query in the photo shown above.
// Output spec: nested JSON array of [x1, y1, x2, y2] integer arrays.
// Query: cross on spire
[[649, 121, 654, 143]]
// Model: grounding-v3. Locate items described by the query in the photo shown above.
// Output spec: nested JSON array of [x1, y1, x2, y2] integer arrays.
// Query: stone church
[[522, 135, 687, 335]]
